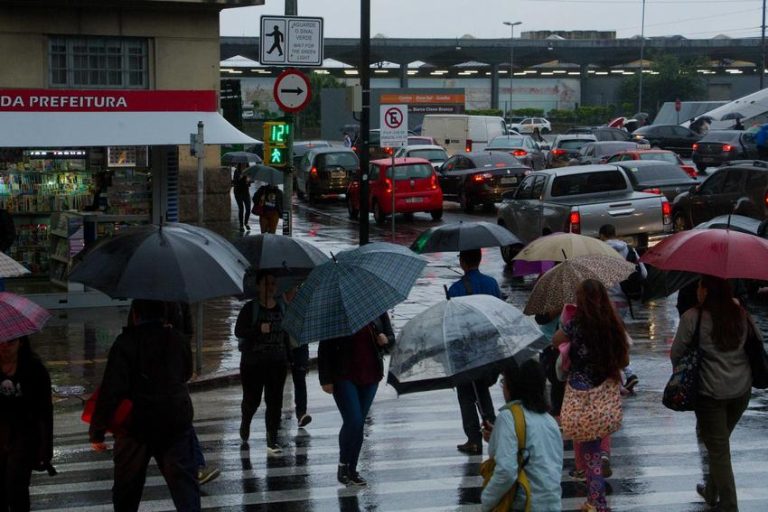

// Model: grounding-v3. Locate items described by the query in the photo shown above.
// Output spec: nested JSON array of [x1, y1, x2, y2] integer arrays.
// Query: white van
[[421, 114, 508, 155]]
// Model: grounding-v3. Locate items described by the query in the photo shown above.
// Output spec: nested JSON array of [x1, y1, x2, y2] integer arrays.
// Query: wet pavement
[[15, 190, 768, 510]]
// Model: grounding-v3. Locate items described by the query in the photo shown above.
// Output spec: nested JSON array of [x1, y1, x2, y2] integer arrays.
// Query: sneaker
[[298, 414, 312, 428], [244, 224, 251, 231], [569, 468, 586, 480], [580, 503, 597, 512], [239, 225, 245, 232], [456, 441, 481, 455], [197, 466, 221, 485], [266, 443, 283, 455], [624, 374, 639, 393], [696, 483, 718, 507], [601, 454, 613, 478], [347, 471, 367, 487]]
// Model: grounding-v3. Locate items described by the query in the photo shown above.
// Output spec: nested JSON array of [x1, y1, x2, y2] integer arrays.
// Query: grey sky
[[220, 0, 764, 40]]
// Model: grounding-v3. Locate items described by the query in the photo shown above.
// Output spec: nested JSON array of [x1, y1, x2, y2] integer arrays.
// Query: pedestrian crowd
[[1, 213, 765, 512]]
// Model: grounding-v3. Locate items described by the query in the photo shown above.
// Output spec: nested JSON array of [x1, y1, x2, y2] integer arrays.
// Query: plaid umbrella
[[515, 233, 621, 262], [0, 292, 51, 342], [524, 255, 636, 315], [0, 253, 30, 278], [282, 242, 427, 344]]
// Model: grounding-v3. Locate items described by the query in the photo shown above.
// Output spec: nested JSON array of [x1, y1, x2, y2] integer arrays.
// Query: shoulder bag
[[744, 315, 768, 389], [561, 377, 622, 442], [480, 403, 532, 512], [662, 308, 702, 412]]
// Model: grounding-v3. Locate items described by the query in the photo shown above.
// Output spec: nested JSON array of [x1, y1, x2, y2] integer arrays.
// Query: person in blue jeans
[[318, 312, 394, 486], [448, 249, 501, 455]]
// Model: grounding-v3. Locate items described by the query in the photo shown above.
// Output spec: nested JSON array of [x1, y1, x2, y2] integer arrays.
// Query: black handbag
[[744, 317, 768, 389], [663, 309, 702, 412]]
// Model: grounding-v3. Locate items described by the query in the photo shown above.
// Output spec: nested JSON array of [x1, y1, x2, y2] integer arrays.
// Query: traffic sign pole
[[283, 113, 294, 237]]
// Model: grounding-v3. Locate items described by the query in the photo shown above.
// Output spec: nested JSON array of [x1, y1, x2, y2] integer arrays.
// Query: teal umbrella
[[281, 242, 427, 344]]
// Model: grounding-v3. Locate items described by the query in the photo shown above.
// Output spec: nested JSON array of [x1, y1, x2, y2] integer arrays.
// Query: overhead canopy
[[0, 89, 257, 147]]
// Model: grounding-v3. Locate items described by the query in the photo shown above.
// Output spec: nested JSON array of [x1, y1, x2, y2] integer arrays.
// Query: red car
[[346, 157, 443, 225], [606, 149, 697, 178]]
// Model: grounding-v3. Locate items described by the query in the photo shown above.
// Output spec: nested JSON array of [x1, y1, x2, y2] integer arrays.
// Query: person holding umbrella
[[232, 163, 251, 232], [671, 276, 757, 511], [448, 248, 501, 455], [319, 311, 394, 486], [235, 270, 290, 454]]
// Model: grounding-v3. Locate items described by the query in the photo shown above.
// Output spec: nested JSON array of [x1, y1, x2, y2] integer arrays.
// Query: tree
[[618, 53, 707, 117], [299, 73, 344, 134]]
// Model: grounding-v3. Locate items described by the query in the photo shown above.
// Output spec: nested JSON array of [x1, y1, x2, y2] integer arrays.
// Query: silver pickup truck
[[496, 164, 673, 263]]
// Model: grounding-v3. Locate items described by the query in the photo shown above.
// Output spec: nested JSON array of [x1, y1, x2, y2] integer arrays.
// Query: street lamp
[[638, 0, 646, 114], [503, 21, 522, 120]]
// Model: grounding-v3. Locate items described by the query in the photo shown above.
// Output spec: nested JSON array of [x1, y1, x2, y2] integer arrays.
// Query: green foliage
[[547, 106, 616, 125], [466, 109, 504, 117], [511, 108, 544, 117], [618, 53, 707, 117], [300, 73, 344, 132]]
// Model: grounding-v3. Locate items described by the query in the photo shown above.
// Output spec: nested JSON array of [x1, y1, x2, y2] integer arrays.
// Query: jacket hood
[[605, 238, 629, 258]]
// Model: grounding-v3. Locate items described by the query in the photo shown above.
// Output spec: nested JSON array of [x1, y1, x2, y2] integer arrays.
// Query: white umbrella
[[0, 252, 30, 278]]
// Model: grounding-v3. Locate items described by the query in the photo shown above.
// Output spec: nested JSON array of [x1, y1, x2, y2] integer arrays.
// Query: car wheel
[[459, 190, 474, 213], [500, 243, 524, 265], [373, 201, 387, 225], [347, 197, 359, 220], [296, 184, 305, 200], [403, 212, 415, 221], [673, 212, 691, 232], [483, 202, 495, 211], [430, 209, 443, 221], [308, 186, 318, 204]]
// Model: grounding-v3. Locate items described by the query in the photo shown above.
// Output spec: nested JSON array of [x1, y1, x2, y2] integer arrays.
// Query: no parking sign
[[379, 104, 408, 148]]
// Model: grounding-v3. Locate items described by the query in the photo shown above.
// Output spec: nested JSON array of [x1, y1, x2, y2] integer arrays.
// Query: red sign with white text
[[0, 89, 217, 112]]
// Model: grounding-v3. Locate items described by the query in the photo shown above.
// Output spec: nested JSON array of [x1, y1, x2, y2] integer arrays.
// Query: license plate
[[405, 197, 424, 203], [501, 177, 518, 185], [332, 170, 346, 178], [701, 157, 714, 163]]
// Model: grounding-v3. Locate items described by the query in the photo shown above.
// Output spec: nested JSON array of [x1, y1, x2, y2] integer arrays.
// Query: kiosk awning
[[0, 89, 258, 147]]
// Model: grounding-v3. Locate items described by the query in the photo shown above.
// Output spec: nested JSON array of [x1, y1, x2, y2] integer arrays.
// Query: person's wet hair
[[502, 359, 549, 414], [130, 299, 167, 322], [459, 249, 482, 268]]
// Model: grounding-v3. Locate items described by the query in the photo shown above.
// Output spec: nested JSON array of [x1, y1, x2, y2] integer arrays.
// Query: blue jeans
[[332, 380, 378, 472]]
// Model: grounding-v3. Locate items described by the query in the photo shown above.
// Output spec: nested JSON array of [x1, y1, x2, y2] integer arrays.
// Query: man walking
[[447, 249, 500, 455], [89, 299, 200, 512]]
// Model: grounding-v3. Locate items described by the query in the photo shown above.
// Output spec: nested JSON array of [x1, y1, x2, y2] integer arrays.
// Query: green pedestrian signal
[[263, 121, 290, 168], [266, 146, 288, 167]]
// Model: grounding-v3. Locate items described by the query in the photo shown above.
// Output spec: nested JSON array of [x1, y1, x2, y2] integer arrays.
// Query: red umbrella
[[640, 229, 768, 280]]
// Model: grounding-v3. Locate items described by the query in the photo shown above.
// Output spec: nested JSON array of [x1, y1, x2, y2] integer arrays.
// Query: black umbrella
[[68, 223, 249, 302], [234, 234, 328, 274], [410, 221, 523, 254], [222, 151, 262, 166], [721, 112, 745, 121], [245, 164, 284, 185]]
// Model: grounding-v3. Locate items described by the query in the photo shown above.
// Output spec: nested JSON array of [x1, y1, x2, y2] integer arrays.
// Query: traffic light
[[263, 121, 291, 168]]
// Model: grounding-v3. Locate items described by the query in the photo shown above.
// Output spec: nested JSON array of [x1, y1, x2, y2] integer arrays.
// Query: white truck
[[496, 164, 673, 263], [421, 114, 508, 155]]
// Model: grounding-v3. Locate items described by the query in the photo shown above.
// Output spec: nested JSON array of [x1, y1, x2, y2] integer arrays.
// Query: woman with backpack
[[235, 271, 290, 454], [481, 360, 563, 511]]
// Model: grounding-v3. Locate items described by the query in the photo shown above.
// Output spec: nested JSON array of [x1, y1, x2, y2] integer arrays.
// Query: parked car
[[569, 141, 642, 165], [438, 151, 530, 212], [614, 160, 698, 202], [497, 164, 673, 263], [292, 140, 332, 168], [346, 157, 443, 224], [631, 124, 701, 156], [422, 114, 508, 154], [407, 135, 439, 146], [671, 160, 768, 231], [353, 128, 417, 160], [296, 147, 359, 202], [567, 126, 634, 142], [484, 134, 547, 170], [509, 117, 551, 134], [394, 144, 449, 170], [691, 130, 759, 173], [606, 149, 697, 178], [547, 134, 598, 168]]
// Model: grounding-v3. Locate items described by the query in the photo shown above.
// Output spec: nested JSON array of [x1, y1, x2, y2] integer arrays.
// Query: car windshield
[[318, 152, 359, 168], [621, 163, 691, 184], [638, 152, 678, 164], [408, 149, 447, 162], [387, 163, 434, 179], [558, 139, 591, 150], [595, 142, 638, 155], [488, 137, 526, 149], [408, 136, 433, 145], [551, 171, 627, 196], [701, 132, 738, 143]]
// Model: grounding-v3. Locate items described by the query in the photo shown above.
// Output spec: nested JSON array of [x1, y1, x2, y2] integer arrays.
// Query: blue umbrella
[[281, 242, 427, 344]]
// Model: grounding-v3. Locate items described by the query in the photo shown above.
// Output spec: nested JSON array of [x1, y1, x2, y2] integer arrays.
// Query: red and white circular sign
[[384, 106, 404, 129], [273, 69, 312, 113]]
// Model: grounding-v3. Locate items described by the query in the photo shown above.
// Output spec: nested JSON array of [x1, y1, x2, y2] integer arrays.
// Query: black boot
[[337, 463, 350, 485], [347, 469, 367, 486]]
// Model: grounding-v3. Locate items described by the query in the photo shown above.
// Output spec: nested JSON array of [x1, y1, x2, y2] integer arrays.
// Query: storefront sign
[[0, 89, 217, 112]]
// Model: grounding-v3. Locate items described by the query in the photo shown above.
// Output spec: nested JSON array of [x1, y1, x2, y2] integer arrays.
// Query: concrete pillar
[[399, 63, 408, 88], [490, 63, 499, 110]]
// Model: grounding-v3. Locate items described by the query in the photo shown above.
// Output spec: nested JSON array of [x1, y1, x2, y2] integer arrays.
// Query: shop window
[[48, 36, 148, 89]]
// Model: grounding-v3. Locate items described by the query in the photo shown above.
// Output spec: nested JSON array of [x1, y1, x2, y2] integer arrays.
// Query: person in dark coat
[[0, 335, 53, 511], [89, 299, 199, 512], [253, 184, 283, 234], [319, 312, 394, 487], [235, 271, 290, 453], [232, 164, 251, 231]]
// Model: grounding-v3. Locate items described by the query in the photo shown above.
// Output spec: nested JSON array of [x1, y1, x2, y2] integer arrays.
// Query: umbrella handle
[[472, 381, 487, 420], [444, 284, 450, 300]]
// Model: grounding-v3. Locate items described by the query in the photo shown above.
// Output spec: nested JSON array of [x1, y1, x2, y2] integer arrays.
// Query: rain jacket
[[481, 400, 563, 511], [604, 239, 647, 305], [89, 322, 193, 443]]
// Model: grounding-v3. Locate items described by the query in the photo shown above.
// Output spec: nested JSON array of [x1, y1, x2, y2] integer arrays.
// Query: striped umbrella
[[282, 242, 427, 344], [0, 252, 30, 278], [0, 292, 51, 342]]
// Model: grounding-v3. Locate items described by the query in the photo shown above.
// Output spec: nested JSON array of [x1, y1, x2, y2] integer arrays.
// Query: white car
[[393, 144, 449, 170], [509, 117, 551, 134]]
